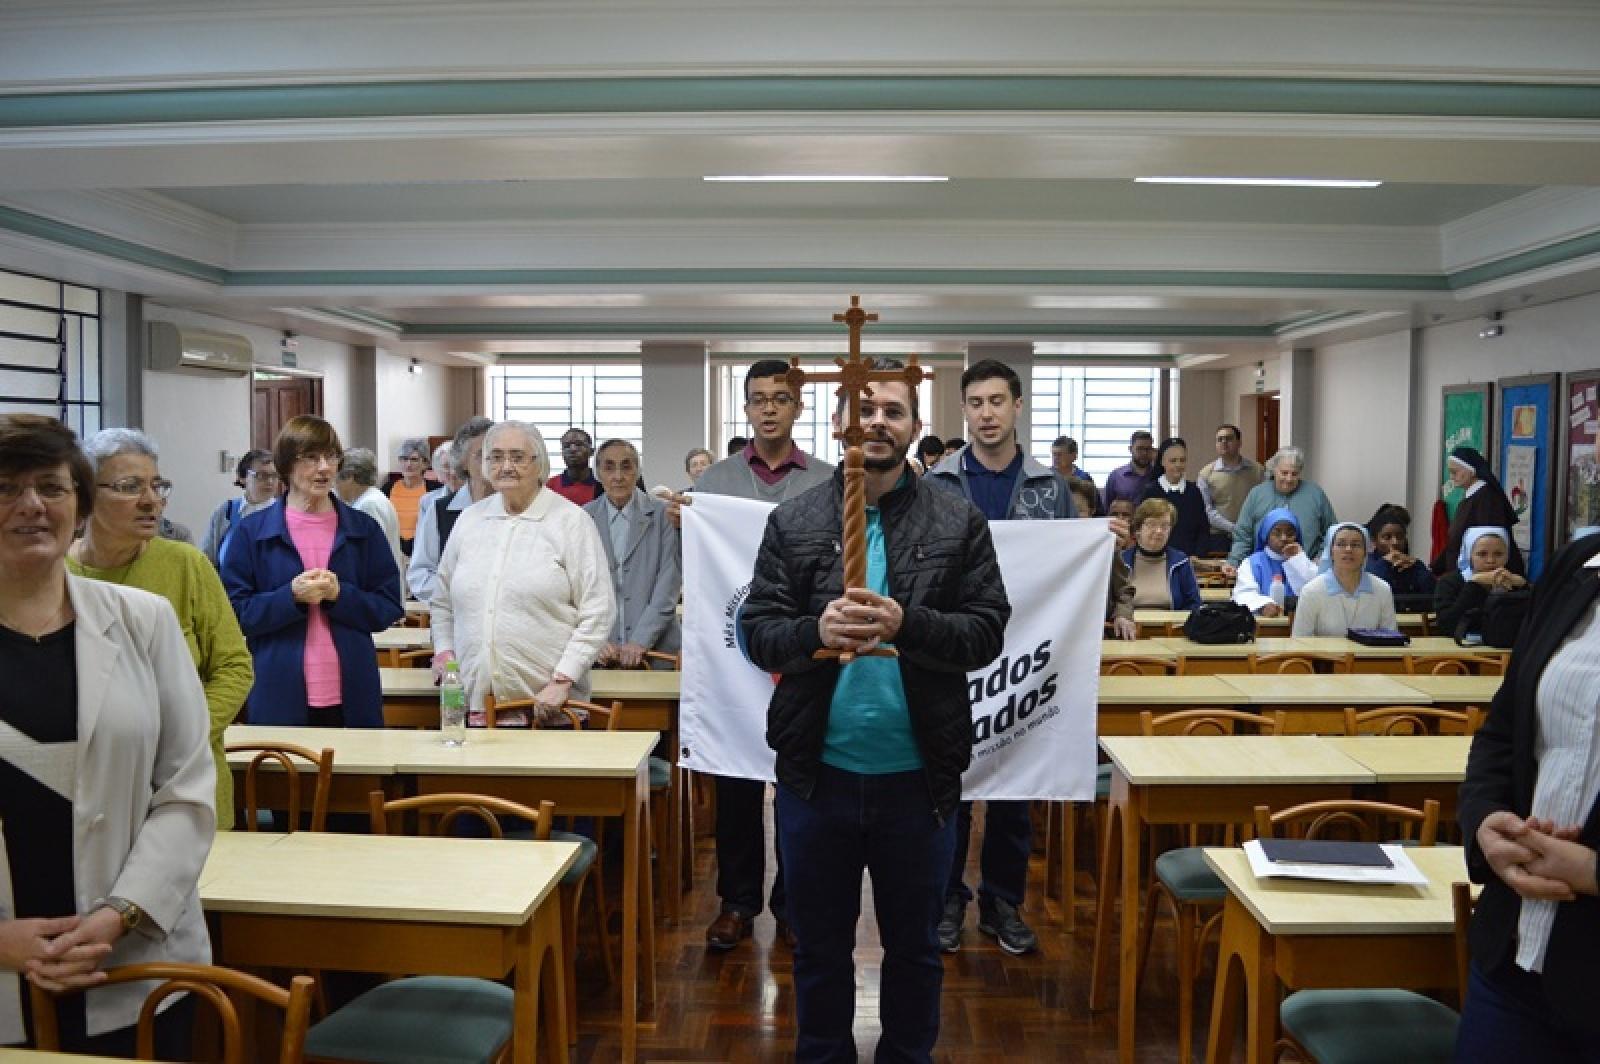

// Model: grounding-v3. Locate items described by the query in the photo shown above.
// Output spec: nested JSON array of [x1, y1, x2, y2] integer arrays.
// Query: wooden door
[[252, 374, 323, 451], [1253, 391, 1280, 463]]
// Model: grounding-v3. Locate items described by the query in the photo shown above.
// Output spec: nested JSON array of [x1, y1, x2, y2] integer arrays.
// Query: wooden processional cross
[[787, 296, 924, 663]]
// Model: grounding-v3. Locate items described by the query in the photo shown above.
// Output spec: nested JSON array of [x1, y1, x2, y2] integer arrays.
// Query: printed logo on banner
[[679, 491, 1108, 802]]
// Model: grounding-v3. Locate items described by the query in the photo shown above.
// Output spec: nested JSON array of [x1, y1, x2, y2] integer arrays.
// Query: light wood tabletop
[[203, 830, 577, 925], [201, 831, 573, 1062], [1396, 674, 1503, 705], [404, 598, 430, 613], [1136, 608, 1288, 630], [0, 1053, 176, 1063], [1098, 735, 1374, 785], [1152, 636, 1301, 659], [224, 723, 419, 774], [1218, 672, 1428, 705], [1095, 675, 1246, 706], [381, 665, 437, 697], [226, 724, 655, 778], [1204, 844, 1466, 936], [588, 669, 681, 701], [1204, 845, 1469, 1063], [1320, 735, 1472, 783], [1099, 639, 1180, 662], [375, 626, 432, 649]]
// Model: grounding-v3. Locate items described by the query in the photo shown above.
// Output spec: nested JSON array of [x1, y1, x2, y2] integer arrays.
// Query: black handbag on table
[[1182, 602, 1257, 644]]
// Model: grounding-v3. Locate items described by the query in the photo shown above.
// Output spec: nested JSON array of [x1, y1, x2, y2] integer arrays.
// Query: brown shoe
[[705, 911, 753, 951], [775, 919, 798, 949]]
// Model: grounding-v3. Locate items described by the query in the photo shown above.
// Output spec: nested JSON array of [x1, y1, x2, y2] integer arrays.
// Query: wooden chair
[[342, 791, 577, 1058], [1101, 657, 1178, 677], [32, 963, 314, 1064], [225, 741, 334, 833], [1248, 651, 1353, 674], [1343, 705, 1485, 736], [1406, 652, 1505, 677], [379, 645, 433, 669], [1255, 799, 1457, 1064], [1134, 708, 1283, 1064]]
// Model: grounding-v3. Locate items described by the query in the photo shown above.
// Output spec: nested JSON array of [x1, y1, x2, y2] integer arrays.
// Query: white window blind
[[0, 268, 100, 437]]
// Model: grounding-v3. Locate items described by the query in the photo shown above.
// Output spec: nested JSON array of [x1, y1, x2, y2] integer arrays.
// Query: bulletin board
[[1564, 370, 1600, 541], [1496, 373, 1560, 580], [1440, 382, 1493, 522]]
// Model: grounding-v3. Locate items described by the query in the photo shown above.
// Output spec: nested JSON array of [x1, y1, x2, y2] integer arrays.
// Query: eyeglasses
[[0, 478, 75, 504], [487, 451, 533, 469], [246, 470, 280, 484], [98, 477, 173, 500], [745, 393, 796, 410]]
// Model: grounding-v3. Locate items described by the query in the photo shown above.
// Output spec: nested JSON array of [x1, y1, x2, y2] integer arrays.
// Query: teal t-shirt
[[822, 503, 923, 774]]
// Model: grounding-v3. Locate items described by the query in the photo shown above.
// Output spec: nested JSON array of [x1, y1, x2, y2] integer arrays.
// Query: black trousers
[[714, 774, 787, 919]]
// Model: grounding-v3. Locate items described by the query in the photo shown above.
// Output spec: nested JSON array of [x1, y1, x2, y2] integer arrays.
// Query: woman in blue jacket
[[1119, 497, 1203, 611], [222, 416, 403, 727]]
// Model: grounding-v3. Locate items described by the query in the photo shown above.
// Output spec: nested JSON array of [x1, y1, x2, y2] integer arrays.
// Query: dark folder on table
[[1257, 838, 1393, 869]]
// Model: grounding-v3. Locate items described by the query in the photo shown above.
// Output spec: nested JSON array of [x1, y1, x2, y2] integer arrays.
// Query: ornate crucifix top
[[784, 296, 924, 662]]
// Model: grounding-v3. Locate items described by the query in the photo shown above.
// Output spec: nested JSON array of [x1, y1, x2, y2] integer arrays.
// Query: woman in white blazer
[[0, 415, 214, 1056]]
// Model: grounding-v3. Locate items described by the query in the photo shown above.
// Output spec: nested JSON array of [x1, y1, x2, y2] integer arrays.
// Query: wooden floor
[[568, 803, 1192, 1062]]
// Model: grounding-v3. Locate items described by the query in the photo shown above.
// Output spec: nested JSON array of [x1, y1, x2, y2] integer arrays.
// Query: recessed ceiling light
[[1135, 176, 1382, 189], [702, 175, 949, 183]]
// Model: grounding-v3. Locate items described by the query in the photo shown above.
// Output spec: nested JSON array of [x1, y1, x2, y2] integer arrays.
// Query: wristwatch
[[98, 896, 145, 934]]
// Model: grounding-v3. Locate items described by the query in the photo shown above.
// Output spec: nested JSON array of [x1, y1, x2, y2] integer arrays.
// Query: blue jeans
[[1455, 962, 1600, 1063], [776, 764, 957, 1064], [946, 799, 1031, 908]]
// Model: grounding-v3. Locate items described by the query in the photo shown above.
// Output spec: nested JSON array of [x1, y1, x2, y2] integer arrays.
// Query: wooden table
[[202, 831, 577, 1064], [1152, 637, 1302, 674], [1135, 610, 1287, 638], [381, 666, 443, 728], [1203, 845, 1467, 1064], [1218, 673, 1430, 732], [1323, 734, 1471, 819], [1095, 675, 1248, 735], [395, 730, 659, 1063], [1395, 674, 1502, 712], [224, 725, 659, 1063], [1089, 736, 1374, 1063], [374, 626, 432, 666], [1099, 639, 1180, 668]]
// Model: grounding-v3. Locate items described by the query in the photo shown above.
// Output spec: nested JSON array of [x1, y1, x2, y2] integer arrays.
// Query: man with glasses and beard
[[740, 360, 1009, 1062]]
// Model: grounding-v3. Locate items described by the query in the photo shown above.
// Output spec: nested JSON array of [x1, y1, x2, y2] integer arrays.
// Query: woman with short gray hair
[[1227, 443, 1340, 564], [336, 447, 404, 580], [431, 420, 614, 726], [383, 436, 432, 557]]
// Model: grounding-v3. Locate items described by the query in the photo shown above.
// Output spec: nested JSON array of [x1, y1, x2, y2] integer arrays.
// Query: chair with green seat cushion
[[1096, 763, 1112, 799], [303, 976, 513, 1064], [1279, 989, 1458, 1064], [648, 755, 671, 791]]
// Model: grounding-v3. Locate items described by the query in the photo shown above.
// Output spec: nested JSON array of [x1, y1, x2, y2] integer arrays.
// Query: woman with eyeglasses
[[0, 415, 213, 1055], [1289, 521, 1399, 637], [198, 448, 279, 571], [222, 415, 403, 729], [432, 420, 614, 727], [67, 428, 252, 830]]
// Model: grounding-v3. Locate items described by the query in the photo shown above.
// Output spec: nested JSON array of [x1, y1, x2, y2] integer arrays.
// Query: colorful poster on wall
[[1565, 371, 1600, 539], [1497, 374, 1559, 581], [1440, 384, 1491, 522]]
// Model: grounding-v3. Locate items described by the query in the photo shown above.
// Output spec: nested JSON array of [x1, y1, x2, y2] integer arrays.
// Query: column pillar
[[641, 342, 708, 489], [1278, 346, 1315, 452]]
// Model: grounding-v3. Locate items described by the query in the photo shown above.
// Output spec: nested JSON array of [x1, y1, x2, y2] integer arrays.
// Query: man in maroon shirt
[[546, 427, 602, 505]]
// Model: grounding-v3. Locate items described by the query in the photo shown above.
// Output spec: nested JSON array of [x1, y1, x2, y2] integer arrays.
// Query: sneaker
[[936, 897, 965, 954], [977, 897, 1039, 956]]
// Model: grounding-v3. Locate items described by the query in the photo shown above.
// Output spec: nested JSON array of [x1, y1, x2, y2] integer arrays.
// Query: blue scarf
[[1247, 506, 1302, 592]]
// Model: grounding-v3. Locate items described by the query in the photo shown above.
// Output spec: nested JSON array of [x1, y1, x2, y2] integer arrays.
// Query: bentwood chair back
[[1249, 651, 1354, 675], [1253, 797, 1441, 846], [31, 963, 314, 1064], [1138, 708, 1283, 737], [1343, 705, 1485, 736], [225, 741, 334, 833], [1101, 657, 1178, 677]]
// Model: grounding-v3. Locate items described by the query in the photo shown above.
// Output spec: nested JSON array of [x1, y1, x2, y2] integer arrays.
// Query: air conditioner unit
[[146, 321, 254, 375]]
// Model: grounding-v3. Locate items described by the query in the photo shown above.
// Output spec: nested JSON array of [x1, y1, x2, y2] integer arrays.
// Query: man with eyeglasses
[[683, 358, 835, 952], [546, 427, 602, 505], [1196, 423, 1264, 555]]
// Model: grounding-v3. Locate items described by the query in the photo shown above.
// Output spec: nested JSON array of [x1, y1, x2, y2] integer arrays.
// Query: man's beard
[[862, 437, 910, 472]]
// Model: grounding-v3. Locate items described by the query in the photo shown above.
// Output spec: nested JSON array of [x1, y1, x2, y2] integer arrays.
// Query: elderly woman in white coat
[[0, 415, 213, 1057], [431, 420, 615, 726], [584, 439, 682, 668], [1290, 520, 1399, 637]]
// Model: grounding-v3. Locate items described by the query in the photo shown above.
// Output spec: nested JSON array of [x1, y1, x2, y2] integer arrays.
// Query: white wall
[[1307, 331, 1414, 528], [1221, 358, 1281, 462], [371, 347, 464, 465], [1176, 367, 1224, 446], [1407, 291, 1600, 558]]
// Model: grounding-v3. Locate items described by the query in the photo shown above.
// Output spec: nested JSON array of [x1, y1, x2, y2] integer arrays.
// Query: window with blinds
[[488, 362, 643, 453], [0, 268, 101, 437], [1030, 366, 1170, 483]]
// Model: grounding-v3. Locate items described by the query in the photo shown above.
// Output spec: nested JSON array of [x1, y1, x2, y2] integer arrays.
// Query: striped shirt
[[1516, 595, 1600, 972]]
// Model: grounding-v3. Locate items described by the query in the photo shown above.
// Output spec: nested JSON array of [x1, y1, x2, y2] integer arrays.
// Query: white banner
[[679, 491, 1107, 801]]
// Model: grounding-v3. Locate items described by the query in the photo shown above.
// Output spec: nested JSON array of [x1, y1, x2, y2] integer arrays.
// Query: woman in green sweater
[[68, 428, 254, 829]]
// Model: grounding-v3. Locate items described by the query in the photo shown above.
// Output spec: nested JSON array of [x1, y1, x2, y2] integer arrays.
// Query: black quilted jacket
[[738, 465, 1011, 821]]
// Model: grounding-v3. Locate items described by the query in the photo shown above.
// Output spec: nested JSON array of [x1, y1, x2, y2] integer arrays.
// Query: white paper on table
[[1243, 838, 1430, 886]]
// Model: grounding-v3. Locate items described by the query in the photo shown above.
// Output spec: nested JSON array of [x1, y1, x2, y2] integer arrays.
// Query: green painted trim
[[228, 267, 1447, 291], [1448, 228, 1600, 289], [1271, 310, 1363, 333], [0, 206, 226, 284], [404, 321, 1276, 338], [4, 77, 1600, 128]]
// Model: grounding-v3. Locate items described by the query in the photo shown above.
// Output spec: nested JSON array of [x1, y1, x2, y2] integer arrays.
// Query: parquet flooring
[[568, 803, 1191, 1062]]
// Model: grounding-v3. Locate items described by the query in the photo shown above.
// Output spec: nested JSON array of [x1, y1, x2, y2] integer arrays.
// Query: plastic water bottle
[[439, 661, 466, 747], [1269, 574, 1287, 612]]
